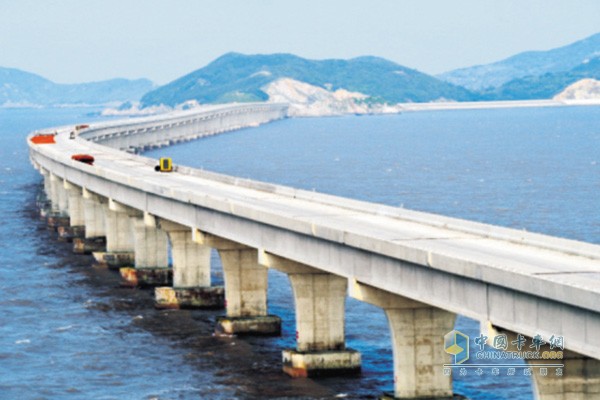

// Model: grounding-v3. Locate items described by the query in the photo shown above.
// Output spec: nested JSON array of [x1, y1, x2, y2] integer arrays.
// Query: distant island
[[139, 52, 472, 107], [438, 32, 600, 91], [134, 32, 600, 115], [0, 67, 154, 108], [3, 32, 600, 114]]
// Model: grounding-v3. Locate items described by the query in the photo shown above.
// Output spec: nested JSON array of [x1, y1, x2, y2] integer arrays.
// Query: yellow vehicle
[[154, 157, 173, 172]]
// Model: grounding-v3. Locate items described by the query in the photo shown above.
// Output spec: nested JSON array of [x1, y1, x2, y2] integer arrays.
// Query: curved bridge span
[[29, 103, 600, 399]]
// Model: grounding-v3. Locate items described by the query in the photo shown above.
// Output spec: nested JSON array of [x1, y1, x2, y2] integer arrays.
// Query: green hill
[[438, 32, 600, 90], [479, 57, 600, 100], [140, 53, 475, 107]]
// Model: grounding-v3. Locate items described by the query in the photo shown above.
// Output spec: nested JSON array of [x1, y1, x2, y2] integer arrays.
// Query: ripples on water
[[2, 106, 599, 399]]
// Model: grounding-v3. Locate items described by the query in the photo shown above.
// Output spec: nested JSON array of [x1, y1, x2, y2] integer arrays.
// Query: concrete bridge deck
[[29, 103, 600, 399]]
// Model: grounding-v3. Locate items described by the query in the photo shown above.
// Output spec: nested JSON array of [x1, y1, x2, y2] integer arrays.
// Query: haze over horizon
[[2, 0, 600, 85]]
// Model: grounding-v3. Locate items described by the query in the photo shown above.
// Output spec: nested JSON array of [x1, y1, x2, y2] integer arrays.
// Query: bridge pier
[[41, 168, 51, 201], [58, 181, 86, 241], [92, 199, 136, 268], [47, 174, 70, 229], [120, 213, 171, 287], [154, 221, 224, 309], [39, 169, 52, 217], [483, 323, 600, 400], [531, 351, 600, 400], [56, 177, 69, 214], [350, 281, 456, 399], [73, 189, 107, 254], [260, 252, 361, 378], [195, 231, 280, 335]]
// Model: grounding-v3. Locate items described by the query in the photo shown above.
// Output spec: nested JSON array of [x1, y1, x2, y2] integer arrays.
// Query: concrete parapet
[[77, 103, 288, 150], [282, 349, 361, 378], [155, 286, 224, 309], [215, 315, 282, 336]]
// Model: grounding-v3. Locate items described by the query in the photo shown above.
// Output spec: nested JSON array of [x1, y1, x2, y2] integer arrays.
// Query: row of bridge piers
[[38, 169, 599, 399]]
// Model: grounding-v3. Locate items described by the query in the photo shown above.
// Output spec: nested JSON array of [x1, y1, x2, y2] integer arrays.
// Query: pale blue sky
[[1, 0, 599, 84]]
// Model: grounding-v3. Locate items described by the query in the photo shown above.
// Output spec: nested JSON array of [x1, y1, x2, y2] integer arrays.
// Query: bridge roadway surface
[[29, 109, 600, 362]]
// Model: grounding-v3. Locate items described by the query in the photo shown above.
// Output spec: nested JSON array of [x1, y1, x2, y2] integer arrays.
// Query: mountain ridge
[[0, 66, 155, 107], [139, 53, 474, 107], [438, 32, 600, 90], [7, 31, 600, 110], [479, 56, 600, 100]]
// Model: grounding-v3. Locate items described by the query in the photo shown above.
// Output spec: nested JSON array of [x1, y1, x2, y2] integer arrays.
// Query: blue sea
[[1, 105, 599, 399]]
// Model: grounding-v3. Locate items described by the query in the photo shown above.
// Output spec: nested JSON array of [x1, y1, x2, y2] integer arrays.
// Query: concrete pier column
[[38, 169, 52, 218], [482, 323, 600, 400], [92, 199, 138, 269], [194, 230, 280, 335], [82, 189, 106, 238], [65, 182, 84, 226], [56, 178, 69, 214], [260, 252, 361, 377], [153, 221, 224, 309], [41, 168, 52, 199], [73, 189, 107, 254], [47, 174, 70, 229], [58, 181, 86, 241], [120, 213, 171, 287], [48, 173, 61, 212], [531, 351, 600, 400], [350, 281, 456, 399]]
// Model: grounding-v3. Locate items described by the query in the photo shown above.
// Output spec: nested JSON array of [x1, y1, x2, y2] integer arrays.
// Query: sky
[[1, 0, 599, 85]]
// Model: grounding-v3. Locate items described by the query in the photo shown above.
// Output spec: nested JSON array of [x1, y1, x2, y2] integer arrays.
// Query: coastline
[[285, 98, 600, 117], [398, 99, 600, 112], [12, 98, 597, 117]]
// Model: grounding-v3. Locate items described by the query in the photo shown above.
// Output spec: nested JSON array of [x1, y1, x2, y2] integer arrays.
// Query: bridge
[[29, 102, 600, 399]]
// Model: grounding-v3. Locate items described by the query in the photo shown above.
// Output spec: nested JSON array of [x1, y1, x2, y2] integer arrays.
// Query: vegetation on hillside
[[140, 53, 474, 107], [479, 57, 600, 100], [438, 32, 600, 90]]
